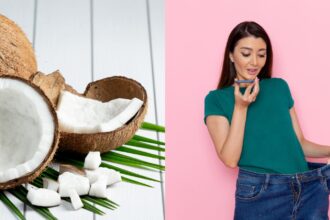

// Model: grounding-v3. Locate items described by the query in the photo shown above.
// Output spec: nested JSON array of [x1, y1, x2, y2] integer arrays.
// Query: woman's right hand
[[234, 77, 260, 109]]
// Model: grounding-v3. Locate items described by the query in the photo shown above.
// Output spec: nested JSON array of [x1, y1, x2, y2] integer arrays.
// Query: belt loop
[[264, 174, 270, 190]]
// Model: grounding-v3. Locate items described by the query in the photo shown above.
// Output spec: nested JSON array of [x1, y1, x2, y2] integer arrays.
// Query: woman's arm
[[206, 106, 248, 168], [290, 107, 330, 158], [206, 78, 260, 168]]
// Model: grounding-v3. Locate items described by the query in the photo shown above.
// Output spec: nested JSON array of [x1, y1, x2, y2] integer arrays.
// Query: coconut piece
[[58, 172, 90, 197], [59, 164, 86, 176], [0, 76, 59, 190], [84, 152, 101, 170], [29, 70, 82, 107], [59, 76, 148, 154], [0, 15, 37, 79], [85, 167, 121, 186], [89, 176, 108, 198], [56, 91, 143, 134], [68, 188, 84, 210], [26, 184, 38, 192], [27, 188, 61, 207], [42, 178, 59, 191], [30, 71, 65, 107]]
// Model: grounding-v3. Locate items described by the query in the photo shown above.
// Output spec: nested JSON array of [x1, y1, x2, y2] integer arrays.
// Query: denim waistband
[[237, 162, 330, 184]]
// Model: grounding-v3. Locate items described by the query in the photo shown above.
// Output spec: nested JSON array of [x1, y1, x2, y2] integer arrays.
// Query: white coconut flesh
[[0, 78, 55, 183], [56, 91, 143, 134]]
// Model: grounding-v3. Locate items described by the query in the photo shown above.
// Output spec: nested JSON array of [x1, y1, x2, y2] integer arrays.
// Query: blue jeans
[[234, 162, 330, 220]]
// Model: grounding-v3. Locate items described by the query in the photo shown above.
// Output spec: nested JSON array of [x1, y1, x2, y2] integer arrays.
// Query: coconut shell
[[0, 15, 37, 79], [59, 164, 86, 176], [30, 70, 65, 107], [58, 76, 148, 154], [0, 75, 59, 190], [30, 70, 82, 107]]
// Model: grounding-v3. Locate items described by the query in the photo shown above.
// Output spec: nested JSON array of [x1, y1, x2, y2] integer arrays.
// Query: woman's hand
[[234, 77, 260, 109]]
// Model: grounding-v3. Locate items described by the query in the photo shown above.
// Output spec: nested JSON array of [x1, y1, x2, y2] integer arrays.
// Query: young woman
[[204, 21, 330, 219]]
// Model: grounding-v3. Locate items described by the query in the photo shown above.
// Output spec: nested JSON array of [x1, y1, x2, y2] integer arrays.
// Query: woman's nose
[[250, 55, 258, 66]]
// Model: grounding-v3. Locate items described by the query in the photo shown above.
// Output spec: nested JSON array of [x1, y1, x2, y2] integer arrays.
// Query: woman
[[204, 21, 330, 219]]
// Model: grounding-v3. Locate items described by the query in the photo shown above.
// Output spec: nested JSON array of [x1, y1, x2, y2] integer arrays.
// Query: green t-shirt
[[204, 77, 309, 174]]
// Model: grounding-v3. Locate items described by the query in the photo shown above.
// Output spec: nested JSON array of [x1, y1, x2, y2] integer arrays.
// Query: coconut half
[[59, 76, 148, 154], [0, 75, 59, 190], [0, 15, 37, 79], [56, 91, 143, 134]]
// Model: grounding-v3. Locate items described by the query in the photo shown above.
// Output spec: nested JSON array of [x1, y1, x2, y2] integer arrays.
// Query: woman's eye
[[241, 53, 266, 58]]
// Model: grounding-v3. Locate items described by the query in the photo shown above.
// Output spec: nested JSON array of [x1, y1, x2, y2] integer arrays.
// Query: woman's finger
[[234, 78, 242, 96], [243, 82, 255, 98], [250, 78, 260, 99]]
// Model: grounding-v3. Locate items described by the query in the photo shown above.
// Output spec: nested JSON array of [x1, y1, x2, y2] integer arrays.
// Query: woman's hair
[[217, 21, 273, 89]]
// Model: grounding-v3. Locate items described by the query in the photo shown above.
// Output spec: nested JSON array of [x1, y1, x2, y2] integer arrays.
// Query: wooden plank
[[0, 1, 35, 219], [148, 0, 165, 200], [33, 0, 92, 93], [93, 0, 164, 219], [26, 0, 93, 219]]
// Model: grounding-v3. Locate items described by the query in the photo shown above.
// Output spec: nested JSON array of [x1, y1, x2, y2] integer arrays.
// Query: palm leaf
[[0, 191, 26, 220], [3, 122, 165, 219], [141, 122, 165, 132], [132, 134, 165, 145]]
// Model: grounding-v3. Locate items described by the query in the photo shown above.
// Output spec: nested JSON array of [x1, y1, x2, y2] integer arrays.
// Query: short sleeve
[[204, 91, 227, 125], [281, 79, 294, 109]]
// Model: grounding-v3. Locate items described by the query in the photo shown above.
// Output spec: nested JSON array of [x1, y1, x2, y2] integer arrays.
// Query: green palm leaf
[[3, 121, 165, 219]]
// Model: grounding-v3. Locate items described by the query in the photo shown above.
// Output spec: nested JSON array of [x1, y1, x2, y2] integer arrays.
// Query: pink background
[[167, 0, 330, 219]]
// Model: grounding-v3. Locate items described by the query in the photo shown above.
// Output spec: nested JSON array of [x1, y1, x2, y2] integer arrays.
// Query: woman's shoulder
[[262, 77, 285, 82], [206, 86, 233, 97], [262, 77, 290, 87]]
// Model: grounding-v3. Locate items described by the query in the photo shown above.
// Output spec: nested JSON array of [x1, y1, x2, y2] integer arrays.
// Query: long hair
[[217, 21, 273, 89]]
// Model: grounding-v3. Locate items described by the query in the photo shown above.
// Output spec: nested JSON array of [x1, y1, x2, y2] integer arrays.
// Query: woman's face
[[229, 36, 267, 82]]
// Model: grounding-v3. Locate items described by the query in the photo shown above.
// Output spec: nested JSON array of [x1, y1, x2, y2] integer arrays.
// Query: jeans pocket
[[235, 182, 265, 201]]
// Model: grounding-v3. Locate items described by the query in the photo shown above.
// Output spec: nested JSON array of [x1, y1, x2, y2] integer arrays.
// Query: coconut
[[59, 76, 148, 154], [31, 72, 147, 154], [0, 14, 37, 79], [0, 75, 59, 190]]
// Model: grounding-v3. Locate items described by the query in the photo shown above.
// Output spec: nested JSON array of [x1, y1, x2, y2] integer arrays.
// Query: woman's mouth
[[247, 68, 258, 75]]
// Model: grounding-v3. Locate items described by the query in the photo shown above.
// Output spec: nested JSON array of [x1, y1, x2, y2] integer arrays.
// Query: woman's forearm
[[301, 138, 330, 158], [220, 105, 247, 167]]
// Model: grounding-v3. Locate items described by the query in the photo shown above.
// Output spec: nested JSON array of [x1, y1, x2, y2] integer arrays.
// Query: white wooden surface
[[0, 0, 165, 219]]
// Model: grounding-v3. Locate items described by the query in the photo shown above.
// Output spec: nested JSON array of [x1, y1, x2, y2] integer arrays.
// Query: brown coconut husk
[[59, 164, 86, 176], [30, 70, 81, 107], [0, 15, 37, 79], [58, 76, 148, 154], [0, 75, 59, 190]]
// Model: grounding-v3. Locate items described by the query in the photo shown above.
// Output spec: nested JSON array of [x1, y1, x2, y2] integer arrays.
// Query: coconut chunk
[[89, 176, 108, 198], [85, 167, 121, 186], [0, 76, 58, 189], [43, 178, 59, 191], [58, 172, 90, 197], [84, 151, 101, 170], [68, 188, 84, 210], [27, 188, 61, 207], [56, 91, 143, 133], [26, 184, 38, 191]]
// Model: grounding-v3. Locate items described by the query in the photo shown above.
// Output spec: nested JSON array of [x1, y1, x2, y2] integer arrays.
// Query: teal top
[[204, 77, 309, 174]]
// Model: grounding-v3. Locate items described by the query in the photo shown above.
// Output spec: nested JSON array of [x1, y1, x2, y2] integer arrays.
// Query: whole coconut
[[0, 14, 37, 79]]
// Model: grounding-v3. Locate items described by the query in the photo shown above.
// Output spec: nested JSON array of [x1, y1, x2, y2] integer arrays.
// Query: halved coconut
[[59, 76, 148, 154], [0, 14, 37, 79], [0, 75, 59, 190]]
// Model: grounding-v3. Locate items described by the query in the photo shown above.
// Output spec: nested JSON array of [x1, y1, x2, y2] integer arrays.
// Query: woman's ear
[[229, 53, 234, 63]]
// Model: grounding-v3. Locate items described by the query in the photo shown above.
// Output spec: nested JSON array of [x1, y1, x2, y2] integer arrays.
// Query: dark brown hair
[[217, 21, 273, 89]]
